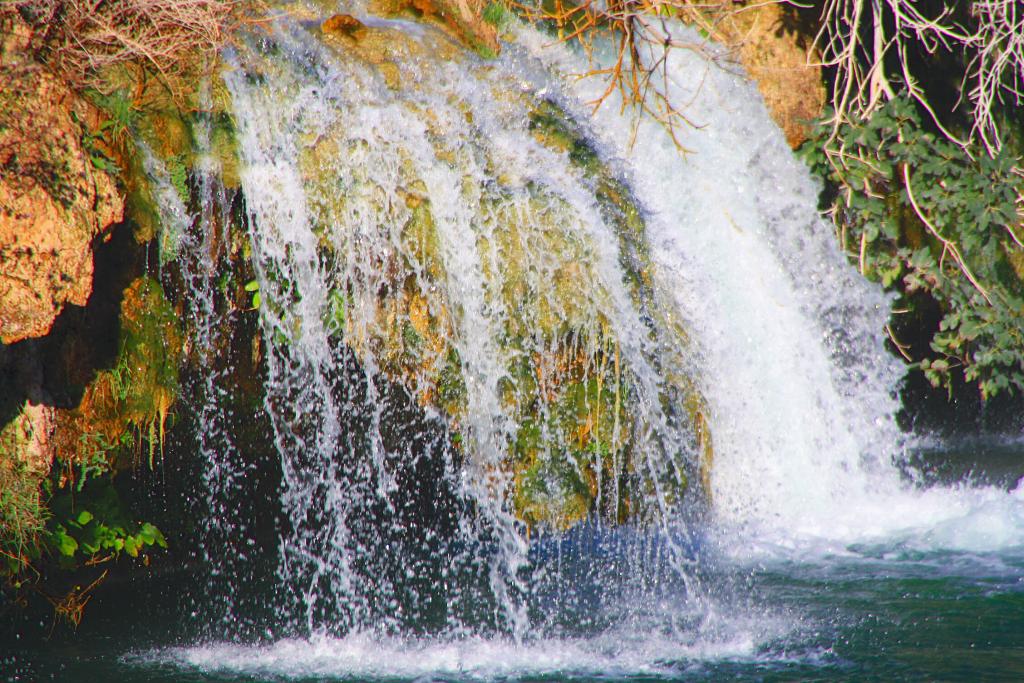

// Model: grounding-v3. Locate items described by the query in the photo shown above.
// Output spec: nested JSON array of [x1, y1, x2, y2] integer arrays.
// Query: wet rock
[[322, 14, 366, 37]]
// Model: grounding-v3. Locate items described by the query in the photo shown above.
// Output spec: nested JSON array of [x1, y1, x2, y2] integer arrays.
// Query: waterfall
[[220, 13, 710, 638], [142, 101, 266, 631], [153, 5, 1024, 668], [509, 25, 1023, 556], [510, 30, 907, 541]]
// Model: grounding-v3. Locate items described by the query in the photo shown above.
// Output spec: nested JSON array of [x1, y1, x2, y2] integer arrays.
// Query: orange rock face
[[0, 14, 124, 344], [322, 13, 366, 37]]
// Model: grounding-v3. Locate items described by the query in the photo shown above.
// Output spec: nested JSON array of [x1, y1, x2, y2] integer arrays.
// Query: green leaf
[[54, 530, 78, 557], [244, 279, 260, 292], [77, 510, 94, 525], [137, 522, 160, 546]]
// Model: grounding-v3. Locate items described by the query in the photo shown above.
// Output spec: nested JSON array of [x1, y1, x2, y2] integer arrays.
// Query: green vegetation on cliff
[[1, 0, 245, 616], [803, 97, 1024, 399]]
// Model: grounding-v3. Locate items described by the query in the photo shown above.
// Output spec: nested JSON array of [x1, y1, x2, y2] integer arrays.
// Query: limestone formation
[[0, 14, 124, 344]]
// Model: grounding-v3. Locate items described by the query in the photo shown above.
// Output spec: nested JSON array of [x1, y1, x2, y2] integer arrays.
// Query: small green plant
[[0, 409, 50, 574], [0, 462, 46, 574], [71, 110, 121, 175], [244, 278, 261, 309], [801, 96, 1024, 398], [325, 289, 347, 337], [45, 479, 166, 568], [86, 88, 139, 144]]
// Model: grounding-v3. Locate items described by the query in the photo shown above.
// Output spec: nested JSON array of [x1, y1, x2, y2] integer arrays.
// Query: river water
[[7, 437, 1024, 681]]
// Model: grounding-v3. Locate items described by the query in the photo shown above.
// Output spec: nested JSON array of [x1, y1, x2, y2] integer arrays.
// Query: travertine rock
[[0, 13, 124, 344]]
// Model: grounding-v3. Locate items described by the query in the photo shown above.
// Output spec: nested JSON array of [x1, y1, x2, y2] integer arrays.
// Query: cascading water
[[136, 3, 1024, 679], [142, 104, 270, 631], [216, 8, 715, 641], [513, 27, 1024, 556]]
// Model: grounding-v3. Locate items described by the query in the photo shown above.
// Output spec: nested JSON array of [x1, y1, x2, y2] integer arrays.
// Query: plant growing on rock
[[802, 96, 1024, 398]]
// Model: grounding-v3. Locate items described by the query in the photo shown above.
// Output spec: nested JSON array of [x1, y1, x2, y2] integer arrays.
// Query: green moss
[[482, 1, 510, 28], [513, 448, 591, 530], [278, 86, 709, 531], [474, 43, 498, 60], [166, 153, 190, 204], [437, 348, 468, 415], [529, 100, 654, 304], [72, 276, 182, 471]]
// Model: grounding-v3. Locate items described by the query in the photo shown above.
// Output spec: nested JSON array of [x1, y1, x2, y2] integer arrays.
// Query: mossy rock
[[513, 447, 592, 531], [52, 276, 182, 474]]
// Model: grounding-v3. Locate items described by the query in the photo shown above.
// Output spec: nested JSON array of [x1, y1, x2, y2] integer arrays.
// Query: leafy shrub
[[802, 96, 1024, 398], [46, 479, 166, 567]]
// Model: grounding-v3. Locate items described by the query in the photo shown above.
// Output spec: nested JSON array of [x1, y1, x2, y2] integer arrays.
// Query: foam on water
[[143, 613, 796, 681]]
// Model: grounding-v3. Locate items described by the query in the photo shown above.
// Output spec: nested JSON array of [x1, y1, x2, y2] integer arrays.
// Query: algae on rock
[[273, 22, 714, 530], [52, 276, 182, 475]]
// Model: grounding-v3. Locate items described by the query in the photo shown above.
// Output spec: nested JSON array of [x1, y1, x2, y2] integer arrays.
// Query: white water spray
[[160, 8, 1024, 676], [511, 24, 1024, 556]]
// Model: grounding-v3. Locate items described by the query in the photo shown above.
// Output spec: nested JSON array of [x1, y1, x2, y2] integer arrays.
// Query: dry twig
[[10, 0, 248, 98]]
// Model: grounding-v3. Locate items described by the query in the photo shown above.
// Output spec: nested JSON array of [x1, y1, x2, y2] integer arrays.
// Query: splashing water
[[143, 5, 1024, 680], [221, 10, 712, 639], [506, 24, 1024, 559]]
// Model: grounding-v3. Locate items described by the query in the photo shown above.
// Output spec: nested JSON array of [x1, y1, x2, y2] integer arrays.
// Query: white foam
[[144, 620, 788, 681]]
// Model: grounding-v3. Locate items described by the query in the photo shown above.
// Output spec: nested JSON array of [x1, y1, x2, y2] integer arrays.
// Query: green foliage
[[244, 278, 261, 309], [801, 96, 1024, 398], [74, 431, 136, 490], [71, 110, 121, 175], [45, 479, 166, 567], [0, 461, 46, 574], [86, 88, 139, 144], [325, 289, 347, 337], [0, 410, 49, 574]]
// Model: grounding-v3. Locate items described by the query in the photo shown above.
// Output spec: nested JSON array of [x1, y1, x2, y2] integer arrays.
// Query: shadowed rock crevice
[[0, 220, 146, 425]]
